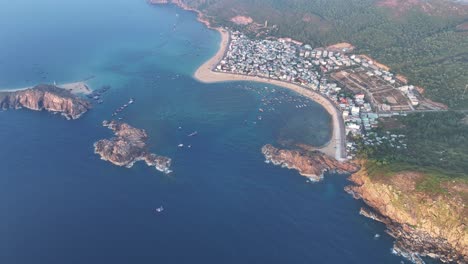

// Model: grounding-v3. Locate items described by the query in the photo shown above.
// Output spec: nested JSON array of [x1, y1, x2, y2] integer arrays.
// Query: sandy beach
[[1, 81, 92, 95], [194, 29, 346, 161]]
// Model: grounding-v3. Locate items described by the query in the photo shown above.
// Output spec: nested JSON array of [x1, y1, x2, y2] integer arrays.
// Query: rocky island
[[346, 165, 467, 263], [261, 144, 359, 181], [0, 84, 91, 120], [94, 120, 172, 174]]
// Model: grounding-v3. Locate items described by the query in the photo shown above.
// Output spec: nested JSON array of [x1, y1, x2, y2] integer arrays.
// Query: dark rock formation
[[0, 84, 91, 120], [261, 144, 359, 181], [94, 120, 172, 174], [345, 167, 468, 263]]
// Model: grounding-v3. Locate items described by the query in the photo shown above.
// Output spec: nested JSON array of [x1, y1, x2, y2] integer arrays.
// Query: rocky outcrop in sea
[[345, 166, 468, 263], [0, 84, 91, 120], [94, 120, 172, 174], [261, 144, 359, 181]]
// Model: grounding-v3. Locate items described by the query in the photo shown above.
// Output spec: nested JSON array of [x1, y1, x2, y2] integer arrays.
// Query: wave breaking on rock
[[261, 144, 359, 181]]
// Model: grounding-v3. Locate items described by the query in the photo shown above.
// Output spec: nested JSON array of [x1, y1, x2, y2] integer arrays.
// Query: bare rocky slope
[[346, 164, 467, 263], [0, 84, 91, 120], [262, 144, 467, 263], [94, 120, 172, 174], [261, 144, 359, 181]]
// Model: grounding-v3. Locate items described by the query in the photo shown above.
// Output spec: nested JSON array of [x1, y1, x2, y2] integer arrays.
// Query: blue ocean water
[[0, 1, 414, 263]]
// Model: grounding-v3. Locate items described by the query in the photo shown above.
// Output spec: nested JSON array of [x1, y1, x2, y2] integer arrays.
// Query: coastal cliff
[[94, 120, 172, 174], [0, 85, 91, 120], [261, 144, 359, 181], [346, 163, 468, 263], [262, 143, 467, 262]]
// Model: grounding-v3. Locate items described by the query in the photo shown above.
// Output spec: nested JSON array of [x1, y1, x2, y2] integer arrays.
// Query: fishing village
[[210, 30, 446, 159]]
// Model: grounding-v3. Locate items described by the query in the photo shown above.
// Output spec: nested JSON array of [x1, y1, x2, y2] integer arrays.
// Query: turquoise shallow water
[[0, 1, 422, 263]]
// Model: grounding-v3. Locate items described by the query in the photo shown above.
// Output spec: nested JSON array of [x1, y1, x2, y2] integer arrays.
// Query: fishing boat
[[188, 131, 198, 137]]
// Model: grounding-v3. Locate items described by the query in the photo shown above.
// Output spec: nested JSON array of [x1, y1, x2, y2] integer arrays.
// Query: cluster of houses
[[346, 130, 408, 157], [217, 32, 321, 89], [298, 46, 355, 73], [216, 31, 417, 158], [398, 85, 420, 106], [350, 55, 397, 83], [331, 90, 382, 158]]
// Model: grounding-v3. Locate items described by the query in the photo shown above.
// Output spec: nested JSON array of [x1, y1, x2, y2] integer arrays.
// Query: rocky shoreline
[[345, 166, 467, 263], [94, 120, 172, 174], [151, 1, 467, 262], [262, 143, 467, 263], [0, 84, 91, 120], [261, 144, 358, 181]]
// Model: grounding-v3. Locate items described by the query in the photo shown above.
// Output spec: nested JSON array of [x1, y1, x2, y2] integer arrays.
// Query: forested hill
[[181, 0, 468, 108]]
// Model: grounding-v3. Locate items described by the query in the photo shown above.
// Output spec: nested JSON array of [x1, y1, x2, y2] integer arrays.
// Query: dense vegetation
[[357, 111, 468, 178], [179, 0, 468, 188], [183, 0, 468, 108]]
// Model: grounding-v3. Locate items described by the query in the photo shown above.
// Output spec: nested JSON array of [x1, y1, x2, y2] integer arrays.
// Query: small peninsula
[[262, 144, 359, 181], [0, 84, 91, 120], [94, 120, 172, 174]]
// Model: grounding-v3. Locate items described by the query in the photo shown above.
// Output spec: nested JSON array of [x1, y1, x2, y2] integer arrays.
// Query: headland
[[0, 84, 91, 120], [262, 144, 358, 181], [345, 162, 468, 263]]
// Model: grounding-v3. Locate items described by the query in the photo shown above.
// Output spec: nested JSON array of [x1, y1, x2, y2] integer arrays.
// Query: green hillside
[[182, 0, 468, 108]]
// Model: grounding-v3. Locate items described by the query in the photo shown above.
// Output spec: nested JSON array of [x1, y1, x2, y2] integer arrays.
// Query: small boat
[[154, 206, 164, 213], [178, 144, 184, 148], [188, 131, 198, 137]]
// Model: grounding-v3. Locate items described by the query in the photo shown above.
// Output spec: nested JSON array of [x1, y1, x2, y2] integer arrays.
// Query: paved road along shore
[[194, 28, 347, 161]]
